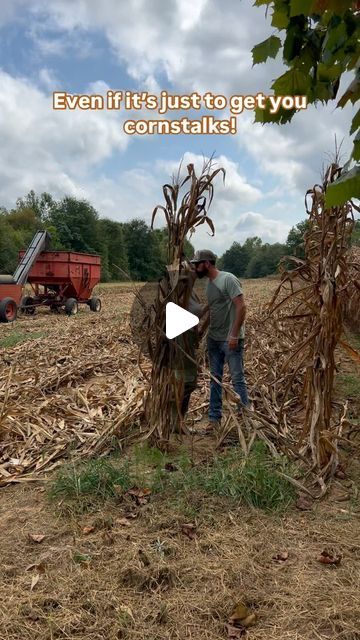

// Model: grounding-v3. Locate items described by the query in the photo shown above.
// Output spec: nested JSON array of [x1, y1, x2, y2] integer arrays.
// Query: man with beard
[[190, 249, 249, 430]]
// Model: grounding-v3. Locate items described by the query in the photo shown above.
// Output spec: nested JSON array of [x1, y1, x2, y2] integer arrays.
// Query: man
[[191, 249, 249, 428]]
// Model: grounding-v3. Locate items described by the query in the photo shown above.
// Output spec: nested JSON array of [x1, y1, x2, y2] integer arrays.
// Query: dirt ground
[[0, 279, 359, 640]]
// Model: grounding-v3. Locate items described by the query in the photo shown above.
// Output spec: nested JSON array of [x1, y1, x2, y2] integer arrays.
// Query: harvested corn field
[[0, 279, 275, 483], [0, 278, 360, 640]]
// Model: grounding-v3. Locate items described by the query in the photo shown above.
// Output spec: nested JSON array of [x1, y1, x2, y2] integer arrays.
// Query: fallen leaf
[[118, 604, 135, 622], [115, 517, 131, 527], [127, 487, 152, 505], [123, 511, 138, 520], [28, 534, 46, 544], [229, 602, 250, 622], [229, 602, 258, 629], [295, 495, 313, 511], [225, 623, 243, 638], [240, 614, 257, 627], [26, 561, 47, 574], [82, 525, 96, 535], [318, 549, 342, 565], [30, 574, 40, 591], [128, 487, 151, 497], [272, 551, 289, 562], [181, 522, 197, 540]]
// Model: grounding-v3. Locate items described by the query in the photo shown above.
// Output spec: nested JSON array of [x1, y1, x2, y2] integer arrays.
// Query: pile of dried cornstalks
[[144, 160, 224, 443], [0, 314, 147, 485], [246, 163, 360, 493]]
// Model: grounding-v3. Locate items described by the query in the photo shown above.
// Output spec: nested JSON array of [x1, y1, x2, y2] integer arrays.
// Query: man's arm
[[228, 294, 246, 350]]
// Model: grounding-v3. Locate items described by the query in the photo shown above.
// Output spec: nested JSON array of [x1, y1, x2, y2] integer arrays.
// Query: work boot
[[191, 418, 221, 435]]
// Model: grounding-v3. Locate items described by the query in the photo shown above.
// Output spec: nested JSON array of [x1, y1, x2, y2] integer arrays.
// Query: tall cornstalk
[[144, 160, 224, 446], [269, 163, 358, 488]]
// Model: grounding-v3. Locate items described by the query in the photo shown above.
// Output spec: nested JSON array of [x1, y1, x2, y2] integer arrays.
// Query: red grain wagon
[[0, 231, 102, 322], [21, 250, 102, 316]]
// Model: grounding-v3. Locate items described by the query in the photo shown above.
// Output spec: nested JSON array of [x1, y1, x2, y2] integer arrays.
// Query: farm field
[[0, 279, 359, 640]]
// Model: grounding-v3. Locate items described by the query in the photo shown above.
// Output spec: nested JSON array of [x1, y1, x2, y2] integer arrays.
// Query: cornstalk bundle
[[268, 163, 359, 491], [143, 160, 224, 446]]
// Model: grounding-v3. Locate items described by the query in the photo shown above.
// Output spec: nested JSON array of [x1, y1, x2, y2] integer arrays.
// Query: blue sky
[[0, 0, 356, 254]]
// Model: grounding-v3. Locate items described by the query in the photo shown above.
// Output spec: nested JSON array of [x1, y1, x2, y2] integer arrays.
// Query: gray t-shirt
[[188, 293, 203, 319], [206, 271, 245, 341]]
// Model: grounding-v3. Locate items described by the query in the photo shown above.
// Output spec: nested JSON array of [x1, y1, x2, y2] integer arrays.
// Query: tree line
[[1, 191, 359, 281], [0, 191, 194, 282]]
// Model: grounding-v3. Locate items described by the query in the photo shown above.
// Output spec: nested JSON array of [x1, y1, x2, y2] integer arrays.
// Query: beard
[[196, 269, 207, 279]]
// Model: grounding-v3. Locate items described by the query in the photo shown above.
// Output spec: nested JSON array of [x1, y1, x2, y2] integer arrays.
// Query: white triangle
[[165, 302, 199, 339]]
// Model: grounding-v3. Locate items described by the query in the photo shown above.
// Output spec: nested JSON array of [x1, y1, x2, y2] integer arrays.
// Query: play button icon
[[166, 302, 199, 340]]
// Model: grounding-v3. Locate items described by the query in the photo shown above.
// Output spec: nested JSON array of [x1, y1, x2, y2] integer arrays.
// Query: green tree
[[246, 242, 287, 278], [0, 214, 23, 274], [123, 219, 164, 281], [98, 219, 129, 280], [220, 237, 262, 276], [286, 219, 309, 257], [152, 228, 195, 266], [48, 197, 100, 254], [252, 0, 360, 204], [16, 190, 55, 221]]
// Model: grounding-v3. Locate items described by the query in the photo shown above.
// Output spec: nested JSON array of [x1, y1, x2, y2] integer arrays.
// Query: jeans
[[208, 336, 249, 421]]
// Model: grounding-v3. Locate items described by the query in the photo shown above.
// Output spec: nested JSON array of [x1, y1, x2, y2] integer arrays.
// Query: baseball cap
[[190, 249, 217, 264]]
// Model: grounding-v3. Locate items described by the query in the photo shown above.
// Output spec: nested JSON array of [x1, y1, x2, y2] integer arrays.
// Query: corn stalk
[[144, 160, 224, 446], [269, 163, 359, 490]]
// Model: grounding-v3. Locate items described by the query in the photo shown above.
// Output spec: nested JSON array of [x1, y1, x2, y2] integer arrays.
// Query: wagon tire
[[0, 297, 18, 323], [89, 297, 101, 312], [50, 304, 61, 314], [21, 296, 36, 315], [65, 298, 78, 316]]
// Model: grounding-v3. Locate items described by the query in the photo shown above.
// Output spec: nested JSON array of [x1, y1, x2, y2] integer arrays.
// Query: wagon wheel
[[0, 297, 18, 323], [21, 296, 36, 315], [65, 298, 79, 316], [89, 297, 101, 312], [50, 304, 61, 314]]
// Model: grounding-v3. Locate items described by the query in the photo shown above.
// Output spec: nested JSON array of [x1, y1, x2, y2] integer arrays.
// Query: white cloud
[[0, 70, 130, 207], [235, 97, 355, 195], [13, 0, 354, 192], [234, 211, 290, 243], [38, 67, 58, 91], [156, 152, 262, 207], [0, 0, 356, 256]]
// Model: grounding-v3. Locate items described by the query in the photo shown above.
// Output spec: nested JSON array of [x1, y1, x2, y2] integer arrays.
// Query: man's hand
[[228, 336, 238, 351], [228, 295, 246, 349]]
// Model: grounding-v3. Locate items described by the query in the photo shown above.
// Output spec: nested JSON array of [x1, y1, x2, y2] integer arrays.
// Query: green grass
[[49, 442, 296, 514], [163, 442, 296, 513], [48, 458, 132, 503], [336, 373, 360, 399], [0, 330, 46, 348], [347, 332, 360, 351]]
